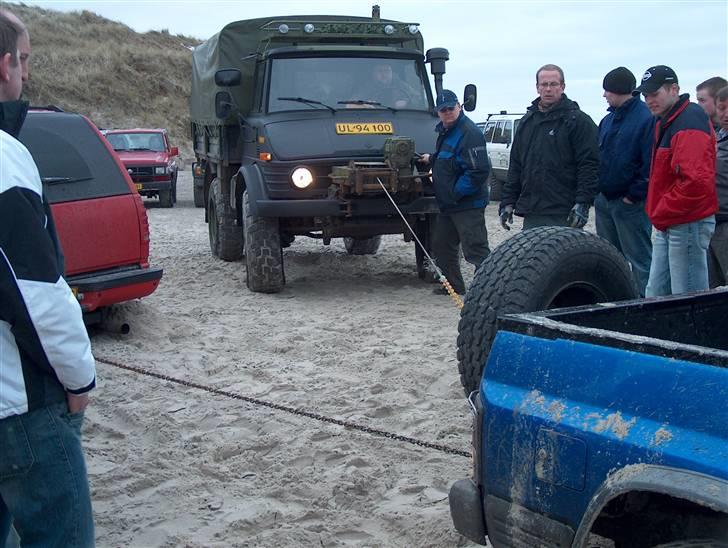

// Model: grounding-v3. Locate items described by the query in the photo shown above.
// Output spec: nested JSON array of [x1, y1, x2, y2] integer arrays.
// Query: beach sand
[[86, 171, 523, 547]]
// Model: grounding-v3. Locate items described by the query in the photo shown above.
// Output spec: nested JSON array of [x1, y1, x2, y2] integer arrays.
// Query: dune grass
[[4, 2, 200, 157]]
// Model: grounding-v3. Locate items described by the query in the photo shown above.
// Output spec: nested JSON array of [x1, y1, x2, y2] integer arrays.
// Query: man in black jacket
[[500, 64, 599, 230]]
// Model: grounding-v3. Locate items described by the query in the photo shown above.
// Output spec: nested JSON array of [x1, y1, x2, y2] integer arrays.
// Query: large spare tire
[[456, 227, 638, 395]]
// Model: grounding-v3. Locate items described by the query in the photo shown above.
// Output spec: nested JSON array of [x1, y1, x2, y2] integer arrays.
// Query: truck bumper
[[66, 265, 163, 313], [449, 478, 487, 545], [256, 195, 439, 218], [134, 180, 172, 194]]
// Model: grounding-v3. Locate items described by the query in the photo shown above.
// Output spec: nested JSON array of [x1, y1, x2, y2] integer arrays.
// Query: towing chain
[[95, 355, 469, 459]]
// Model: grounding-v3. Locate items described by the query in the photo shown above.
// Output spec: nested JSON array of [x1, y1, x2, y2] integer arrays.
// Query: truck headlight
[[291, 166, 313, 189], [154, 166, 168, 175]]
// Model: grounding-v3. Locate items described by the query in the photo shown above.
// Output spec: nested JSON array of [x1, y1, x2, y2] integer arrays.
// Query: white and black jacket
[[0, 128, 95, 419]]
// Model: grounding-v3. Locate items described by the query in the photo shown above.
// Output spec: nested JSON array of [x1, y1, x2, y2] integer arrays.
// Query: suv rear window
[[19, 112, 132, 204]]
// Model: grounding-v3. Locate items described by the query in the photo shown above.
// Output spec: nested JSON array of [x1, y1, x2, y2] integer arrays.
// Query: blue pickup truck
[[449, 228, 728, 548]]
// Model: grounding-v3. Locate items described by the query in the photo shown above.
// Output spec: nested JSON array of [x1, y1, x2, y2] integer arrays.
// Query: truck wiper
[[277, 97, 336, 112], [42, 176, 93, 185], [337, 100, 396, 112], [129, 147, 154, 151]]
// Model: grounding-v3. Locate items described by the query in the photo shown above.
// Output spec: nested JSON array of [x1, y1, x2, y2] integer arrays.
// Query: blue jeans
[[645, 216, 716, 297], [0, 402, 94, 547], [594, 194, 653, 297]]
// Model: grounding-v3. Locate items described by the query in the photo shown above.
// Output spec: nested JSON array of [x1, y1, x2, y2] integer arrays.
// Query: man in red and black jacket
[[637, 65, 718, 296]]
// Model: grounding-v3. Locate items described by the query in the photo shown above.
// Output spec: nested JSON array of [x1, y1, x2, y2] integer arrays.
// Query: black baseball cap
[[635, 65, 678, 94]]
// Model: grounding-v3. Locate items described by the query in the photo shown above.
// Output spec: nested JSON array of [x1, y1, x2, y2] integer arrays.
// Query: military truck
[[190, 7, 475, 292]]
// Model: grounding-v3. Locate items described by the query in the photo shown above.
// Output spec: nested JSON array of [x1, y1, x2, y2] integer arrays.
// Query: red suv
[[19, 109, 163, 323], [103, 128, 179, 207]]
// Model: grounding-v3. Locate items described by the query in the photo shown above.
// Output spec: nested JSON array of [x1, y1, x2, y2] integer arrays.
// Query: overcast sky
[[17, 0, 728, 124]]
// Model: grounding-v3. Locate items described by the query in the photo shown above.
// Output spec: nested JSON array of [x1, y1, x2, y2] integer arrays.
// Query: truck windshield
[[268, 57, 430, 113], [106, 132, 166, 152]]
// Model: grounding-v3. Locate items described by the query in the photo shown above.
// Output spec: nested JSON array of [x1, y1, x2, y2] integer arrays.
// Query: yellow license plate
[[336, 122, 393, 135], [135, 183, 142, 191]]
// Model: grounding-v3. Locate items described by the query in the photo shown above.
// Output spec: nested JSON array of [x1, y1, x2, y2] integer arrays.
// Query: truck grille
[[126, 166, 155, 182]]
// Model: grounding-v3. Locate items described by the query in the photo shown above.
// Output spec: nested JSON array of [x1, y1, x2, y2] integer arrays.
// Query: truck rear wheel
[[414, 216, 435, 280], [456, 227, 638, 395], [343, 236, 381, 255], [159, 188, 174, 208], [208, 177, 243, 261], [488, 172, 502, 202], [193, 183, 204, 207], [243, 190, 284, 293]]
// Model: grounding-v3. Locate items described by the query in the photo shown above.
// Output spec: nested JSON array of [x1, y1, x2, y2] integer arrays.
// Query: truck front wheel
[[208, 177, 243, 261], [343, 236, 381, 255], [456, 227, 638, 395], [243, 190, 284, 293]]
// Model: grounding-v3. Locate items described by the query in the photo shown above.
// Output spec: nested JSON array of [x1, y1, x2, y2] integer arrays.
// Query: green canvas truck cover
[[190, 15, 424, 125]]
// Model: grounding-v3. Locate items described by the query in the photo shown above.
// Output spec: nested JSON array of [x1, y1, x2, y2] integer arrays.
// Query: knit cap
[[603, 67, 637, 95]]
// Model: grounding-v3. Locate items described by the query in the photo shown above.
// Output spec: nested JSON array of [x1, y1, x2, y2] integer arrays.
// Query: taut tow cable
[[376, 176, 464, 309]]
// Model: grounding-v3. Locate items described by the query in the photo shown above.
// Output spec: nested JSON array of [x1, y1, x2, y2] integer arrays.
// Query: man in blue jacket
[[595, 67, 654, 296], [420, 89, 490, 295]]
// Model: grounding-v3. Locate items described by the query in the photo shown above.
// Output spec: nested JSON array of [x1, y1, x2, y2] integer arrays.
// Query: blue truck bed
[[450, 289, 728, 548]]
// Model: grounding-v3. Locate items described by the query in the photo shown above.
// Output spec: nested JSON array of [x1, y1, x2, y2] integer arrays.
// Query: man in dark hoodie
[[500, 64, 599, 230], [0, 11, 96, 547], [595, 67, 654, 296]]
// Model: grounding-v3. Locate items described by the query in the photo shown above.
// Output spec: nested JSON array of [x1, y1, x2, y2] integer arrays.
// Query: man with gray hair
[[0, 10, 97, 547]]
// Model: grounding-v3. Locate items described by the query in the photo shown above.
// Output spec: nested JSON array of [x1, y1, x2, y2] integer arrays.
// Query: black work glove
[[499, 204, 514, 230], [566, 203, 590, 229]]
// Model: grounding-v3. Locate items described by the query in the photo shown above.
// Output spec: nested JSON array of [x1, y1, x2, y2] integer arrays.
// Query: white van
[[477, 112, 524, 200]]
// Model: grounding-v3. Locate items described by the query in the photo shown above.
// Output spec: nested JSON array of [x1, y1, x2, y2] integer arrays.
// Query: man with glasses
[[500, 64, 599, 230], [419, 89, 490, 295], [637, 65, 718, 296]]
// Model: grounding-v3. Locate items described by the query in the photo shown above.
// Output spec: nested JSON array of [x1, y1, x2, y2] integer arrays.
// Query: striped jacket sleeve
[[0, 130, 95, 412]]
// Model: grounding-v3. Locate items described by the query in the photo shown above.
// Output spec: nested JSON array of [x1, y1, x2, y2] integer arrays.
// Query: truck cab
[[191, 11, 475, 292]]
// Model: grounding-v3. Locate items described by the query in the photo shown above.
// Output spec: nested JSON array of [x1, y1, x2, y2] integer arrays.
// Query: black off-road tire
[[208, 177, 243, 261], [193, 183, 204, 208], [414, 215, 435, 280], [243, 190, 284, 293], [344, 236, 382, 255], [172, 172, 178, 204], [488, 172, 503, 202], [456, 227, 638, 395], [159, 188, 173, 208]]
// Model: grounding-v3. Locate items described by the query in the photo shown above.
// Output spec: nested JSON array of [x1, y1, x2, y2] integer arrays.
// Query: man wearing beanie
[[594, 67, 654, 296], [500, 64, 599, 230], [637, 65, 718, 296]]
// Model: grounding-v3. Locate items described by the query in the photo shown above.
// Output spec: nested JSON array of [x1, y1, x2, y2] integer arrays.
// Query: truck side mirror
[[462, 84, 477, 112], [215, 68, 241, 87], [215, 91, 233, 119], [170, 146, 179, 156]]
